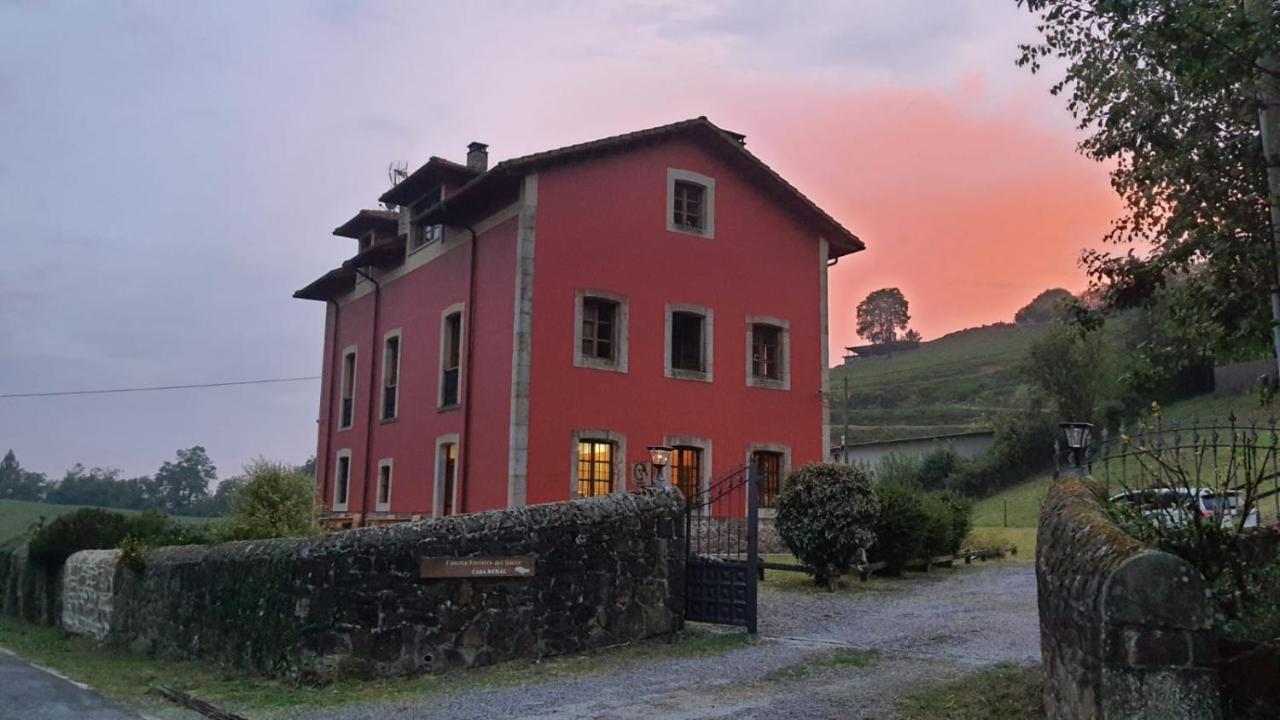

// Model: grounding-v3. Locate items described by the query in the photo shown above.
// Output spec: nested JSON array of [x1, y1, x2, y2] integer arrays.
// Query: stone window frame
[[745, 316, 791, 391], [375, 457, 394, 512], [666, 168, 716, 239], [569, 428, 628, 499], [433, 433, 460, 518], [664, 302, 714, 383], [438, 302, 466, 410], [338, 345, 358, 431], [333, 448, 352, 511], [664, 434, 712, 500], [746, 443, 791, 518], [573, 289, 629, 374], [380, 328, 403, 422]]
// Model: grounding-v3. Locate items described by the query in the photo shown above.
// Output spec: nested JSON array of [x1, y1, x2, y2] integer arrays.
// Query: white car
[[1109, 487, 1261, 529]]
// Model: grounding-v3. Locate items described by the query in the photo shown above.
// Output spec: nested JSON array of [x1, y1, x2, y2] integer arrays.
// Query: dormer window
[[409, 223, 443, 253]]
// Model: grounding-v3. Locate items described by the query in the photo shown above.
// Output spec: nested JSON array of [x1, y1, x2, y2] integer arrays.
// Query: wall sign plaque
[[418, 557, 536, 579]]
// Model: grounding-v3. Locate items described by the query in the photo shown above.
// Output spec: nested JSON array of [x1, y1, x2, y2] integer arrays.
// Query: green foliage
[[152, 446, 216, 514], [118, 536, 146, 575], [947, 413, 1057, 497], [855, 287, 912, 344], [0, 450, 48, 502], [916, 448, 961, 491], [775, 463, 880, 587], [934, 491, 974, 555], [869, 484, 927, 573], [1021, 322, 1120, 424], [1018, 0, 1274, 354], [216, 459, 318, 542], [25, 508, 208, 572], [27, 509, 130, 572], [874, 453, 922, 487], [1015, 288, 1076, 325]]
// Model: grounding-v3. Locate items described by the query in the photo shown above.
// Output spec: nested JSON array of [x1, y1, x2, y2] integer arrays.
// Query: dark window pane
[[671, 311, 704, 372]]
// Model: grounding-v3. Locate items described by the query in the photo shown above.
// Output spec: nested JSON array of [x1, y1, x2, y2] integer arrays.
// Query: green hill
[[830, 323, 1051, 444], [0, 499, 208, 548]]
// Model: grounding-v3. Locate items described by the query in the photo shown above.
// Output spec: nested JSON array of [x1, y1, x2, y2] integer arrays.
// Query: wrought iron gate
[[684, 464, 759, 633]]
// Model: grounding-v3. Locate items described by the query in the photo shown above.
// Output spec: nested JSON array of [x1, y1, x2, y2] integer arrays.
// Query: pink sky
[[0, 1, 1125, 476]]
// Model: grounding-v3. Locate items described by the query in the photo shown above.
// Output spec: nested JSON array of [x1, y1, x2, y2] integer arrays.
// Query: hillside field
[[830, 323, 1050, 444], [0, 499, 208, 548]]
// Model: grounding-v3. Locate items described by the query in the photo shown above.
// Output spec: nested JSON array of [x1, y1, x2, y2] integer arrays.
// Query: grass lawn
[[897, 662, 1043, 719], [764, 647, 880, 683], [0, 499, 208, 548], [0, 615, 753, 719], [972, 473, 1052, 529]]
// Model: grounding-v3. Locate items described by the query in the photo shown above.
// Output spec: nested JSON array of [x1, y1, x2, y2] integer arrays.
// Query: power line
[[0, 375, 321, 399]]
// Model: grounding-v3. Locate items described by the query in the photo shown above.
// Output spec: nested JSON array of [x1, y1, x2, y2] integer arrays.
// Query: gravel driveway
[[298, 563, 1039, 720]]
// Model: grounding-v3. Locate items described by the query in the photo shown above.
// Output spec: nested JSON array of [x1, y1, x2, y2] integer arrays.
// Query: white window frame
[[438, 302, 465, 410], [333, 448, 352, 511], [434, 433, 461, 518], [745, 316, 791, 391], [380, 329, 403, 421], [569, 429, 627, 499], [375, 458, 393, 512], [338, 345, 358, 431], [746, 443, 791, 518], [664, 303, 714, 383], [666, 168, 716, 238], [573, 289, 629, 374], [664, 435, 712, 499]]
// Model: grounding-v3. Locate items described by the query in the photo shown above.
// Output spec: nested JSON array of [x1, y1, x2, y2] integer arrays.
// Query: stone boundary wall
[[61, 549, 120, 640], [1037, 475, 1221, 719], [25, 491, 684, 681], [0, 545, 61, 626]]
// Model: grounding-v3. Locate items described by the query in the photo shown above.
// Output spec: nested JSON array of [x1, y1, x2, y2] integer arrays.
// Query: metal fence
[[1087, 414, 1280, 519]]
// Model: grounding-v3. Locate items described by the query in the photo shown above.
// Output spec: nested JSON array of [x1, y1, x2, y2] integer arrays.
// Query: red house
[[295, 118, 862, 528]]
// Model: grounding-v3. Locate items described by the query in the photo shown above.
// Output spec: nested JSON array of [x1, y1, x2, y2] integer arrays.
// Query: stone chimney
[[467, 142, 489, 172]]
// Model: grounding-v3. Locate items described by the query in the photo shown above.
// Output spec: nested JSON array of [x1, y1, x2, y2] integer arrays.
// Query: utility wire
[[0, 376, 320, 399]]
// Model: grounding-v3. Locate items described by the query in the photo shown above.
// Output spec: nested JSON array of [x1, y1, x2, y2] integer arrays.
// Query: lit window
[[753, 451, 783, 509], [438, 442, 457, 517], [339, 348, 357, 430], [670, 446, 702, 501], [440, 310, 462, 408], [673, 181, 705, 231], [752, 325, 782, 380], [577, 440, 614, 498], [581, 298, 618, 361], [671, 312, 705, 372], [334, 452, 351, 509], [376, 460, 393, 511], [381, 333, 401, 420]]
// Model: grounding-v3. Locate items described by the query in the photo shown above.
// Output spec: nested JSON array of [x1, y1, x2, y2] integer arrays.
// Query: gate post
[[746, 464, 760, 634]]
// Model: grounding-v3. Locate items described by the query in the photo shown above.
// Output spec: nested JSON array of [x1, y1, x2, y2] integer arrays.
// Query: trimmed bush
[[934, 491, 974, 555], [776, 463, 879, 587], [869, 483, 927, 574], [919, 493, 954, 558]]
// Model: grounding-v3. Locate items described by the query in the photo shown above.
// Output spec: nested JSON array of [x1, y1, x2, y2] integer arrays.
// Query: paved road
[[299, 563, 1040, 720], [0, 649, 140, 720]]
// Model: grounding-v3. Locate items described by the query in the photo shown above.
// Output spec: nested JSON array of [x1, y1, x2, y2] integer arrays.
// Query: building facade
[[295, 118, 863, 527]]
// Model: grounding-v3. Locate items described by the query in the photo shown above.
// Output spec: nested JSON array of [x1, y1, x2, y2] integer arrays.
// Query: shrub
[[945, 413, 1056, 497], [217, 459, 319, 542], [27, 508, 131, 572], [875, 452, 922, 487], [919, 493, 955, 558], [917, 448, 962, 491], [869, 483, 927, 574], [118, 536, 147, 574], [776, 463, 879, 588], [934, 491, 974, 555]]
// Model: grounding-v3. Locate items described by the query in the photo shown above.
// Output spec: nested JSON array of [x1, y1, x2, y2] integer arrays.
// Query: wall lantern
[[647, 445, 673, 489], [1059, 421, 1094, 470]]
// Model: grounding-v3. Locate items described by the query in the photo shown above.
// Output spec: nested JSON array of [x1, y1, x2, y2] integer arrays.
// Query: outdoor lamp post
[[1059, 421, 1094, 472], [647, 445, 673, 490]]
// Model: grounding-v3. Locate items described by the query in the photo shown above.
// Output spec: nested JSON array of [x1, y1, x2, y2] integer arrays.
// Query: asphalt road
[[0, 649, 140, 720]]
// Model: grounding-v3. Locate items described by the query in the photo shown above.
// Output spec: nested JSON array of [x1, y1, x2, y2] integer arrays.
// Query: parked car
[[1109, 487, 1260, 529]]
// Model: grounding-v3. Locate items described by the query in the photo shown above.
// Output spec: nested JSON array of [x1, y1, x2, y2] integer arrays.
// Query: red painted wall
[[525, 138, 826, 504], [317, 217, 517, 517]]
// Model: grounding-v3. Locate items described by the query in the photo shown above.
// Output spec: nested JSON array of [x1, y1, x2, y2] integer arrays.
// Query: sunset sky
[[0, 1, 1122, 479]]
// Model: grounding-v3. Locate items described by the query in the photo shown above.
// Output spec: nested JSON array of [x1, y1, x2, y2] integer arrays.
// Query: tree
[[776, 463, 879, 588], [0, 450, 47, 502], [856, 288, 912, 344], [217, 459, 317, 541], [151, 446, 216, 513], [1017, 1, 1277, 357], [903, 328, 923, 343], [1015, 288, 1076, 324]]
